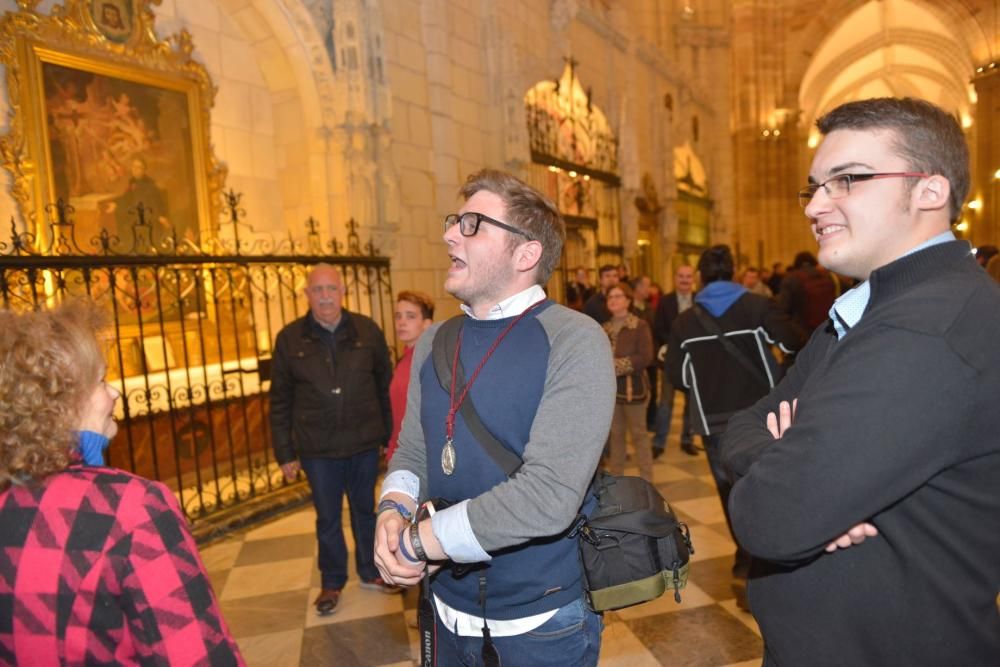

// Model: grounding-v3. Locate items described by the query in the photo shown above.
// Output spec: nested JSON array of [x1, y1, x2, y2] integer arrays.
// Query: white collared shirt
[[459, 284, 547, 320]]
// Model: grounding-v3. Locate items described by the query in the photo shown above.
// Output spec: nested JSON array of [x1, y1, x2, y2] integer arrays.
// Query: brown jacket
[[603, 314, 653, 404]]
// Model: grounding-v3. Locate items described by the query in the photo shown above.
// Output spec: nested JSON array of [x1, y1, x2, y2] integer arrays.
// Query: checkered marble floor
[[200, 424, 763, 666]]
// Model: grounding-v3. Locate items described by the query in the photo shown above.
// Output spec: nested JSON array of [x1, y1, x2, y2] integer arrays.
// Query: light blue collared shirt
[[829, 231, 958, 339]]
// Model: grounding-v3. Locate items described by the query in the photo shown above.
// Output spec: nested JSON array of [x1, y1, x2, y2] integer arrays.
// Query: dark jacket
[[270, 310, 392, 462], [666, 283, 804, 435], [778, 265, 836, 332], [652, 290, 694, 348], [582, 291, 610, 324], [721, 241, 1000, 666]]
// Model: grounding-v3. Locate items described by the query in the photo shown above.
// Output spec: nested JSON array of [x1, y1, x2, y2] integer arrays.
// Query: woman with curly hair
[[603, 283, 655, 482], [0, 302, 244, 665]]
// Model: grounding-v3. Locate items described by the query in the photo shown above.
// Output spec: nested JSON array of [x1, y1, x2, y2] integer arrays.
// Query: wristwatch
[[377, 498, 413, 522]]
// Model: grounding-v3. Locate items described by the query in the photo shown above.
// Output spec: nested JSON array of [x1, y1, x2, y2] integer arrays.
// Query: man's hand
[[765, 398, 797, 439], [374, 495, 425, 586], [764, 399, 878, 553], [280, 461, 300, 482], [824, 522, 878, 552]]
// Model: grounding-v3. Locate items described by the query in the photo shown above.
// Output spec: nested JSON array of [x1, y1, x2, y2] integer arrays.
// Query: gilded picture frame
[[0, 0, 225, 248]]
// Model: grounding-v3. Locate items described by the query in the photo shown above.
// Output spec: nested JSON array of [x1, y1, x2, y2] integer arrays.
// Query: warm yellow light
[[773, 129, 781, 137], [967, 199, 982, 211], [637, 239, 651, 246], [762, 129, 770, 137], [994, 169, 1000, 180], [548, 165, 561, 173], [807, 134, 819, 149], [568, 170, 578, 178], [961, 114, 973, 129], [582, 174, 591, 181], [956, 220, 970, 232]]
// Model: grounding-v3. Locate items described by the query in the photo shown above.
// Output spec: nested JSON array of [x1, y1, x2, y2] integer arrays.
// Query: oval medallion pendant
[[441, 439, 456, 475]]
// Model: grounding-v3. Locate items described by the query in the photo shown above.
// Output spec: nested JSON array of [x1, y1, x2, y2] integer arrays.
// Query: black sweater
[[722, 241, 1000, 666]]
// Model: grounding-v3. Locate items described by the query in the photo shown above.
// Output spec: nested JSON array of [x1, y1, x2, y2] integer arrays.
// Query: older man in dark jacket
[[270, 263, 395, 616]]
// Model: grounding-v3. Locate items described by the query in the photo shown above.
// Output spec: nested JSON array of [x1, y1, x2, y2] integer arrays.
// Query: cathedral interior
[[1, 1, 998, 664]]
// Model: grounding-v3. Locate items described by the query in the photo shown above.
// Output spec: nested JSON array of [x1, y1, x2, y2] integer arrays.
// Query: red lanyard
[[444, 300, 543, 446]]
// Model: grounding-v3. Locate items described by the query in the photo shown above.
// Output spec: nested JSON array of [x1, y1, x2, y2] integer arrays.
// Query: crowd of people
[[2, 95, 998, 666]]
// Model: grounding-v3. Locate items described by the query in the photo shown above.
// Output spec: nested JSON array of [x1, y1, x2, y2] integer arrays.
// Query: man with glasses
[[722, 98, 1000, 665], [374, 169, 614, 666], [270, 263, 396, 616]]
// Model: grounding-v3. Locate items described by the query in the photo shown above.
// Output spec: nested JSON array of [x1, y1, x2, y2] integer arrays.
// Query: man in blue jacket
[[666, 244, 803, 606]]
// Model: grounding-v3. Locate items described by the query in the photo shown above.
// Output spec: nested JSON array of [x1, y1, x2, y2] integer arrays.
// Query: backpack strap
[[431, 316, 523, 477], [690, 304, 772, 388]]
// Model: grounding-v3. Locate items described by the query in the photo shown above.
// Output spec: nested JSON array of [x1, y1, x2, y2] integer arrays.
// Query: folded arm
[[723, 327, 974, 564]]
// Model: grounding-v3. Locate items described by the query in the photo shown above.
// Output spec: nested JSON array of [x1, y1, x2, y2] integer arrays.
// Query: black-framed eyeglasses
[[444, 212, 531, 239], [797, 172, 929, 208]]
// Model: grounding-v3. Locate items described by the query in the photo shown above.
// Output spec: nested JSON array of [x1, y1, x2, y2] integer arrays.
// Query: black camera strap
[[690, 304, 772, 388], [417, 577, 436, 666]]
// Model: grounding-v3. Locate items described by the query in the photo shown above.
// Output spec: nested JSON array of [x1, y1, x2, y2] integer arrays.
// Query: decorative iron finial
[[97, 228, 113, 254], [224, 189, 244, 223], [52, 198, 73, 227], [305, 216, 321, 253], [223, 189, 246, 253], [346, 217, 361, 254]]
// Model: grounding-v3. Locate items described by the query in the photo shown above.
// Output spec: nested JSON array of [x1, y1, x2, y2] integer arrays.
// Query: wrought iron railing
[[0, 194, 392, 530]]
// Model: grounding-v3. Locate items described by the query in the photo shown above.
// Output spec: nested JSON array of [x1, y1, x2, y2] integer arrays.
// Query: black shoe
[[681, 441, 698, 456], [652, 446, 665, 460], [314, 588, 342, 616]]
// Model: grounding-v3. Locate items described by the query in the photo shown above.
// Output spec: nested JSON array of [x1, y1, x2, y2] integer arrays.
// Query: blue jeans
[[652, 381, 693, 451], [433, 597, 602, 667], [300, 449, 379, 589]]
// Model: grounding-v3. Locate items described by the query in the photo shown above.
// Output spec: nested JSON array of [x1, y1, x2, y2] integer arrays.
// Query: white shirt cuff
[[431, 499, 491, 563], [380, 470, 420, 501]]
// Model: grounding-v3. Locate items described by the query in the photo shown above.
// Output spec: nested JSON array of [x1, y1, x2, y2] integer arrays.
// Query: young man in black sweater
[[722, 97, 1000, 665]]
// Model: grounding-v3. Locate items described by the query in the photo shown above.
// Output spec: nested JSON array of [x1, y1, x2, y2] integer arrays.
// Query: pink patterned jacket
[[0, 466, 244, 666]]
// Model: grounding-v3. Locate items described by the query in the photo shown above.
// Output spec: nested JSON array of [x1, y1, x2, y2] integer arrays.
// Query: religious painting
[[0, 0, 224, 250], [88, 0, 136, 43], [43, 60, 202, 245]]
